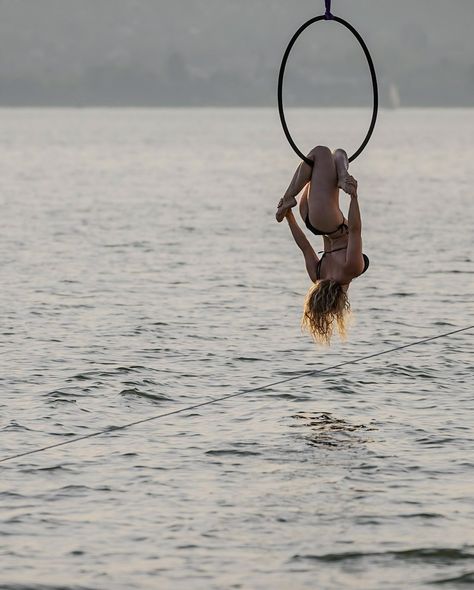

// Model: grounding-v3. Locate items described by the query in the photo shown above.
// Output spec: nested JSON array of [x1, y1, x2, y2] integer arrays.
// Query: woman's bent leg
[[276, 159, 313, 222], [309, 145, 338, 190], [334, 148, 357, 196], [306, 146, 342, 230], [276, 145, 335, 222], [334, 148, 348, 179]]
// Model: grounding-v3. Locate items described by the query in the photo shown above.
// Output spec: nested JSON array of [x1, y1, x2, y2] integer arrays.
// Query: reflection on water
[[292, 411, 376, 447]]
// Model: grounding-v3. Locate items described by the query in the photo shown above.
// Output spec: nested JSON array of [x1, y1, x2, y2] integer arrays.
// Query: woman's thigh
[[306, 146, 340, 223]]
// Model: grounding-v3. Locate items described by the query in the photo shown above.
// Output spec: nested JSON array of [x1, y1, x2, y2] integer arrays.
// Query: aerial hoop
[[277, 4, 378, 166]]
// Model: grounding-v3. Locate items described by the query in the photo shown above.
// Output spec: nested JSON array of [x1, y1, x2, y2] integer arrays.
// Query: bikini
[[316, 247, 370, 280], [304, 211, 369, 279], [304, 211, 349, 237]]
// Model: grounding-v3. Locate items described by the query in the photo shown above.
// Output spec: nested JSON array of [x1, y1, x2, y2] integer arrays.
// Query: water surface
[[0, 108, 473, 589]]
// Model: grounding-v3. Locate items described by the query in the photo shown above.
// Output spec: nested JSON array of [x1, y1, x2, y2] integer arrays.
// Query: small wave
[[271, 392, 308, 401], [44, 388, 81, 400], [205, 449, 261, 457], [102, 240, 151, 249], [232, 356, 263, 362], [431, 572, 474, 585], [0, 492, 25, 499], [22, 464, 72, 474], [71, 366, 140, 381], [1, 421, 34, 432], [416, 436, 456, 446], [293, 547, 474, 563], [441, 269, 474, 274], [119, 388, 171, 402], [398, 512, 444, 519]]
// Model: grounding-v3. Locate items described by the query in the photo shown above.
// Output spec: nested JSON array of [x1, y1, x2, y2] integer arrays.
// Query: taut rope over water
[[0, 325, 472, 464]]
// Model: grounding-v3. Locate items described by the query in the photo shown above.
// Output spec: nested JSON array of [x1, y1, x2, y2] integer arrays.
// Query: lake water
[[0, 108, 473, 589]]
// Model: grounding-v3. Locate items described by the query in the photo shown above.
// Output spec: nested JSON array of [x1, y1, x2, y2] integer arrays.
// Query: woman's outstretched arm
[[345, 189, 365, 275], [285, 210, 318, 282]]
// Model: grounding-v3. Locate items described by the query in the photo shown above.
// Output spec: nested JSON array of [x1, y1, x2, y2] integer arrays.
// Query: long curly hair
[[301, 279, 351, 345]]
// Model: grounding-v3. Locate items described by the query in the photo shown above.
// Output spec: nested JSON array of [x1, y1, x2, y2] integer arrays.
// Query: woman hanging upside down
[[276, 145, 369, 344]]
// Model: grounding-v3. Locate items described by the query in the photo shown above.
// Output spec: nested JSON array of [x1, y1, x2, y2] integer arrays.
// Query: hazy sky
[[0, 0, 472, 106]]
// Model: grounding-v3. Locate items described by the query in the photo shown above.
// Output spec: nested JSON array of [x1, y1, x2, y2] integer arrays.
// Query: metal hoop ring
[[277, 15, 379, 166]]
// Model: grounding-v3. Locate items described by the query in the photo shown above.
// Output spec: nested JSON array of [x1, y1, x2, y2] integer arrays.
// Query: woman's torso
[[317, 236, 351, 284]]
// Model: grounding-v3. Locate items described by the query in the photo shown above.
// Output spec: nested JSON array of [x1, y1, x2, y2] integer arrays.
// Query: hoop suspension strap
[[325, 0, 333, 20]]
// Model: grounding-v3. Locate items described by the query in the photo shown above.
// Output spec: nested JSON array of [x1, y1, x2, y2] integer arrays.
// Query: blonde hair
[[301, 280, 351, 345]]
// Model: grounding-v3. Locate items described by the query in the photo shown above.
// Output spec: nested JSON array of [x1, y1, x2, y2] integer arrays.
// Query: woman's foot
[[334, 148, 357, 196], [337, 173, 358, 197], [276, 195, 297, 222]]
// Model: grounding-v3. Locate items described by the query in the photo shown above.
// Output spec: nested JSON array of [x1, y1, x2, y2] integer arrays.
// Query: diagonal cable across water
[[1, 325, 472, 464]]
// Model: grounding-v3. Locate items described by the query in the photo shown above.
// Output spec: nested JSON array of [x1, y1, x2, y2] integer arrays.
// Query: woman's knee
[[333, 148, 348, 160], [307, 145, 332, 162], [308, 145, 334, 167], [333, 148, 349, 168]]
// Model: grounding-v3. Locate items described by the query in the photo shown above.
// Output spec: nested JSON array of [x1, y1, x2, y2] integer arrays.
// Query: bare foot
[[275, 196, 297, 222], [337, 173, 358, 197]]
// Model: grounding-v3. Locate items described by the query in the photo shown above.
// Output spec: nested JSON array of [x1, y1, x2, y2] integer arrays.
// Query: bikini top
[[316, 246, 370, 280]]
